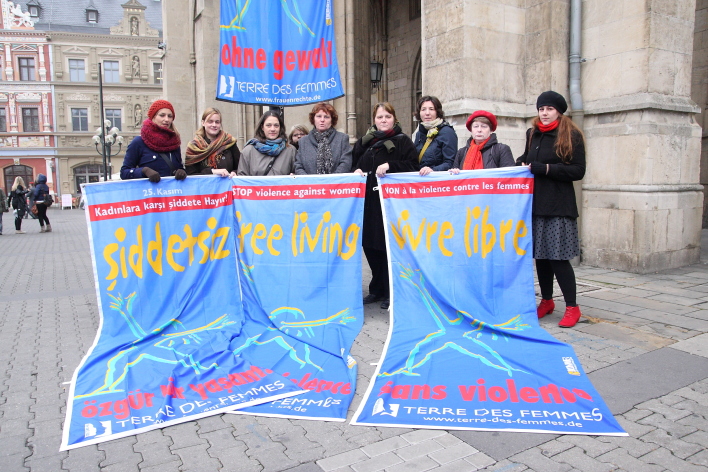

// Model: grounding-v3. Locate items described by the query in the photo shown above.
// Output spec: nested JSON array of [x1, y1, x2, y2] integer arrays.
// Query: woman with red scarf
[[185, 107, 240, 176], [450, 110, 514, 171], [120, 99, 186, 182], [516, 91, 586, 328], [352, 102, 418, 310]]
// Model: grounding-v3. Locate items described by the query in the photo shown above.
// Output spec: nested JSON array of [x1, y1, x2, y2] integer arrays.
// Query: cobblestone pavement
[[1, 208, 707, 471]]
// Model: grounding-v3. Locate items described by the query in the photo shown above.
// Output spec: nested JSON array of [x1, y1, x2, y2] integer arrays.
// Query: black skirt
[[532, 216, 579, 260]]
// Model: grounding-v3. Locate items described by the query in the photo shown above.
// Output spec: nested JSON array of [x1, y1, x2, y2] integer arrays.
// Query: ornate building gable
[[110, 0, 159, 37], [1, 0, 35, 30], [62, 45, 90, 56]]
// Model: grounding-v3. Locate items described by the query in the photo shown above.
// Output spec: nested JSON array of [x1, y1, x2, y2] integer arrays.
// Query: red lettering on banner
[[232, 183, 365, 201], [458, 379, 594, 404], [281, 372, 351, 395], [381, 178, 534, 199], [89, 192, 233, 222]]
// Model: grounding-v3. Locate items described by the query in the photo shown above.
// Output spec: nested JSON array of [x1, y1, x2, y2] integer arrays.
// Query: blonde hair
[[196, 107, 222, 139], [12, 177, 25, 191]]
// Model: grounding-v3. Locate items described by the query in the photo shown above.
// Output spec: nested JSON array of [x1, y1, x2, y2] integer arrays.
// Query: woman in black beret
[[516, 91, 586, 328]]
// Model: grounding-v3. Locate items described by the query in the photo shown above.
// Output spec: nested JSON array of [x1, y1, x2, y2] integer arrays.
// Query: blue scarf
[[247, 138, 286, 157]]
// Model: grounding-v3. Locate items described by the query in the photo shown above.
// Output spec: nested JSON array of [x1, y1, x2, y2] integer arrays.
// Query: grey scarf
[[313, 127, 335, 174]]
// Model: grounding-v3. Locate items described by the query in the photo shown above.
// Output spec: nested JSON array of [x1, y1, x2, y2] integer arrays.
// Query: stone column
[[580, 0, 703, 272]]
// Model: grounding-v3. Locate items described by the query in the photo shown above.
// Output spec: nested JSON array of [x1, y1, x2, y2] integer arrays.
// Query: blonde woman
[[185, 107, 240, 176], [8, 177, 29, 234]]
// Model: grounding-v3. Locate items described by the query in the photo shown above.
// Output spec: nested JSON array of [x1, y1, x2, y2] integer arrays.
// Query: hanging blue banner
[[351, 168, 627, 436], [229, 174, 365, 420], [217, 0, 344, 106], [61, 177, 304, 451]]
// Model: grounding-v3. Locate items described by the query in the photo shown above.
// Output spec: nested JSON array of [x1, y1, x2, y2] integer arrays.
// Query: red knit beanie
[[466, 110, 498, 132], [147, 99, 175, 120]]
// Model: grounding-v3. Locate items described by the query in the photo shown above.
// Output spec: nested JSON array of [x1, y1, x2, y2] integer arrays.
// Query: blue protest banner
[[217, 0, 344, 106], [229, 174, 365, 420], [60, 177, 304, 450], [351, 168, 627, 435]]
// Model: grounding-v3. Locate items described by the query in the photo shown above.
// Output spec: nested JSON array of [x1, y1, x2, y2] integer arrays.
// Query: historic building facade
[[0, 0, 163, 198], [170, 0, 706, 273], [33, 0, 163, 197], [0, 0, 55, 192]]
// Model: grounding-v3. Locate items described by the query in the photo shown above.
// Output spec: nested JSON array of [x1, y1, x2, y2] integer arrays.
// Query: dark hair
[[415, 95, 444, 121], [254, 110, 287, 142], [372, 102, 397, 122], [308, 102, 338, 128]]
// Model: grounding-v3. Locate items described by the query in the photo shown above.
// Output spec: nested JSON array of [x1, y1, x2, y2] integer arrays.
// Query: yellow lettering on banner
[[464, 208, 472, 257], [251, 223, 267, 255], [101, 219, 233, 286], [328, 223, 342, 256], [513, 220, 528, 256], [438, 221, 454, 256], [209, 217, 231, 260], [472, 206, 481, 255], [499, 220, 513, 252], [147, 223, 163, 276], [481, 207, 496, 259], [128, 225, 143, 278], [291, 211, 300, 256], [236, 211, 252, 254], [425, 221, 438, 253], [268, 225, 283, 256], [166, 233, 185, 272], [341, 224, 359, 260]]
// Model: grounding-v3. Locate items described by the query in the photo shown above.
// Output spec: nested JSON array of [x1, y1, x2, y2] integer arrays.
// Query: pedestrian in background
[[288, 125, 309, 150], [516, 91, 586, 328], [0, 186, 7, 235], [413, 96, 457, 175], [120, 99, 187, 182], [31, 174, 52, 233], [237, 110, 296, 176], [450, 110, 515, 171], [352, 102, 418, 310], [185, 107, 240, 177], [294, 102, 352, 175], [8, 177, 29, 234]]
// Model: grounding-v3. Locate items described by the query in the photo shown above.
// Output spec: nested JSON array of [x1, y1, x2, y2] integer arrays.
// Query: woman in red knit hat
[[450, 110, 514, 172], [120, 99, 187, 182]]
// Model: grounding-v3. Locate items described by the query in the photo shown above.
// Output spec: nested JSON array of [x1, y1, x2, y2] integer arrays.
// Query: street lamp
[[93, 120, 123, 180], [93, 63, 124, 180]]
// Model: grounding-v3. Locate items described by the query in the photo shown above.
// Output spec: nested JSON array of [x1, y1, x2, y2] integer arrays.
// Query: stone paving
[[1, 208, 707, 471]]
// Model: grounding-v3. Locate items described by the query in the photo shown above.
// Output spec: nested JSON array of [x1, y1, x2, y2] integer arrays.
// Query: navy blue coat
[[120, 136, 183, 179], [32, 174, 50, 203], [413, 123, 457, 171]]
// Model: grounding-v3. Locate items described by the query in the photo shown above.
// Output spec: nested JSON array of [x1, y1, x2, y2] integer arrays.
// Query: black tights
[[36, 203, 50, 226], [535, 259, 577, 307]]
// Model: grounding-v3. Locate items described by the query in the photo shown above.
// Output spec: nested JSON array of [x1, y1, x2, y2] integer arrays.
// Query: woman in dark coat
[[352, 102, 418, 309], [451, 110, 515, 171], [413, 96, 457, 175], [185, 107, 240, 176], [516, 91, 586, 328], [31, 173, 52, 232], [120, 99, 186, 182], [8, 177, 29, 234], [294, 102, 352, 174]]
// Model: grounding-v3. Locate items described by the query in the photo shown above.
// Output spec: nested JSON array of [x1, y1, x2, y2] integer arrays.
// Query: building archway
[[72, 163, 105, 194]]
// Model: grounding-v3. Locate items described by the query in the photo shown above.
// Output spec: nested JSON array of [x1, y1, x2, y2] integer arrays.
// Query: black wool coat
[[516, 127, 585, 218], [352, 133, 418, 250]]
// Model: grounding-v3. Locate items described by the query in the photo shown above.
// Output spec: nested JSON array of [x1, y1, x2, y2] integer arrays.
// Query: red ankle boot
[[537, 299, 555, 319], [558, 306, 582, 328]]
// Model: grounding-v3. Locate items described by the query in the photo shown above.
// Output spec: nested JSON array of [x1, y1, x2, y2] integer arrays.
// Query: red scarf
[[141, 119, 181, 152], [537, 119, 560, 133], [462, 137, 490, 170]]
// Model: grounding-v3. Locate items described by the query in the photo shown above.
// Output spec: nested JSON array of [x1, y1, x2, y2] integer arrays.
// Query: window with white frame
[[18, 57, 35, 81], [71, 108, 88, 131], [153, 62, 163, 84], [69, 59, 85, 82], [105, 109, 122, 131], [103, 60, 119, 83], [22, 108, 39, 132], [0, 108, 6, 132]]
